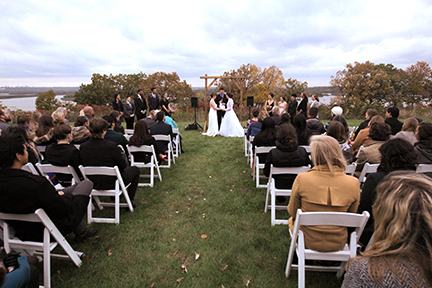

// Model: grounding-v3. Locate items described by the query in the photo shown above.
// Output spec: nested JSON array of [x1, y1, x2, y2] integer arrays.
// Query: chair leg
[[298, 234, 306, 288], [115, 191, 120, 225], [336, 261, 346, 278], [271, 186, 276, 226], [43, 228, 51, 288]]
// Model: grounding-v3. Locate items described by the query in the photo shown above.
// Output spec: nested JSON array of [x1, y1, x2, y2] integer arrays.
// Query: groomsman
[[134, 89, 147, 121], [123, 96, 135, 129], [148, 88, 160, 111]]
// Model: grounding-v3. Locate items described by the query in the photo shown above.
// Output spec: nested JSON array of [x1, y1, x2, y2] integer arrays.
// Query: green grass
[[49, 121, 344, 288]]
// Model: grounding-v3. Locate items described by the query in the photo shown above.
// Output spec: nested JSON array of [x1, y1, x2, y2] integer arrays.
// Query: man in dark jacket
[[148, 88, 160, 111], [102, 115, 129, 154], [306, 107, 325, 136], [385, 106, 403, 135], [149, 111, 174, 153], [134, 89, 147, 120], [0, 134, 96, 242], [287, 94, 298, 123]]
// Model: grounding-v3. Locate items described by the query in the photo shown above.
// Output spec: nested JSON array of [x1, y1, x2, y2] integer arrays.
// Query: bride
[[202, 93, 220, 137], [219, 93, 244, 137]]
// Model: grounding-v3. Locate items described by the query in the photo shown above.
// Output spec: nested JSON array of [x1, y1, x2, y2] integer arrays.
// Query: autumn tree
[[35, 89, 60, 111], [285, 78, 308, 98], [405, 61, 432, 106]]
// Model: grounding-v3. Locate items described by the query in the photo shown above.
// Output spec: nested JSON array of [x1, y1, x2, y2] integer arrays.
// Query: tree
[[405, 61, 432, 106], [35, 89, 60, 111], [285, 77, 308, 98]]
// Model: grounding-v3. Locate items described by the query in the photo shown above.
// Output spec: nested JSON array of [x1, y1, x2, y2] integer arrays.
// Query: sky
[[1, 0, 432, 88]]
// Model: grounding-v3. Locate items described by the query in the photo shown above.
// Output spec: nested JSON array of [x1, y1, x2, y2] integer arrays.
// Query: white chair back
[[22, 162, 39, 175], [416, 164, 432, 173], [358, 163, 379, 186], [153, 134, 175, 168], [36, 163, 81, 190], [344, 163, 357, 176], [127, 144, 162, 187], [253, 146, 276, 188]]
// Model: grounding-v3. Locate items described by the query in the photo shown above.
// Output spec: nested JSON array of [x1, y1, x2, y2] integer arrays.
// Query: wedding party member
[[357, 138, 417, 246], [203, 93, 220, 137], [394, 117, 418, 145], [215, 88, 228, 129], [288, 135, 360, 252], [297, 92, 308, 116], [128, 121, 167, 163], [309, 94, 320, 109], [343, 172, 432, 287], [148, 88, 160, 111], [287, 94, 298, 123], [278, 96, 287, 113], [385, 106, 403, 135], [263, 124, 311, 189], [265, 93, 275, 116], [219, 93, 244, 137], [160, 92, 173, 117], [112, 93, 124, 115], [134, 89, 147, 120], [123, 96, 135, 130]]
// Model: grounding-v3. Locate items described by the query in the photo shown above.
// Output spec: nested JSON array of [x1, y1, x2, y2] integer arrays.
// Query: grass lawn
[[50, 121, 345, 288]]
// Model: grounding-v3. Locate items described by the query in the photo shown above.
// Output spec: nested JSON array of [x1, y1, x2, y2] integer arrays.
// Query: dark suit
[[288, 100, 297, 123], [123, 101, 135, 129], [141, 117, 156, 127], [385, 117, 403, 135], [148, 93, 160, 111], [104, 129, 129, 154], [0, 168, 91, 241], [149, 121, 174, 153], [80, 138, 140, 201], [134, 95, 147, 120], [215, 93, 228, 129]]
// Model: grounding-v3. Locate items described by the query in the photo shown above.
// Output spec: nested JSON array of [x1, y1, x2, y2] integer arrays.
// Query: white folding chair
[[348, 126, 356, 139], [252, 146, 276, 188], [124, 129, 134, 135], [35, 145, 47, 160], [358, 163, 379, 187], [344, 163, 357, 176], [355, 145, 364, 159], [243, 128, 248, 157], [172, 128, 181, 158], [22, 162, 39, 175], [36, 163, 81, 190], [0, 209, 83, 288], [127, 145, 162, 187], [124, 134, 132, 141], [299, 145, 311, 154], [248, 136, 255, 167], [264, 165, 310, 225], [416, 164, 432, 174], [153, 134, 175, 168], [79, 165, 133, 224], [286, 209, 370, 288]]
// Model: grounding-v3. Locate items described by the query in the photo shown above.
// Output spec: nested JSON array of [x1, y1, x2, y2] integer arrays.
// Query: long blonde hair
[[310, 135, 346, 173], [362, 172, 432, 286]]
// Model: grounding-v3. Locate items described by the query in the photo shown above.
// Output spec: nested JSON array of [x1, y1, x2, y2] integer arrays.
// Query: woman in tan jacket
[[288, 135, 361, 252]]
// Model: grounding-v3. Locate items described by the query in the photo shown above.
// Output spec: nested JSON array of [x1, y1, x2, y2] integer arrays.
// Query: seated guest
[[263, 124, 311, 189], [394, 117, 418, 145], [385, 106, 403, 135], [288, 135, 360, 252], [80, 118, 140, 207], [102, 115, 129, 154], [355, 122, 391, 173], [33, 115, 55, 145], [149, 111, 175, 154], [54, 107, 70, 125], [109, 110, 125, 134], [51, 109, 67, 126], [252, 117, 276, 164], [5, 126, 41, 165], [128, 121, 167, 163], [278, 113, 291, 126], [293, 114, 311, 146], [332, 114, 350, 138], [71, 116, 91, 144], [83, 106, 94, 121], [0, 109, 12, 133], [0, 254, 39, 288], [141, 110, 157, 127], [414, 121, 432, 171], [29, 110, 41, 133], [45, 123, 83, 186], [324, 106, 343, 131], [0, 134, 97, 243], [353, 108, 378, 140], [351, 115, 384, 155], [270, 106, 281, 125], [327, 121, 353, 164], [246, 109, 268, 138], [164, 113, 184, 153], [245, 107, 259, 128], [343, 172, 432, 287], [306, 107, 325, 136], [357, 138, 416, 246], [16, 113, 31, 131]]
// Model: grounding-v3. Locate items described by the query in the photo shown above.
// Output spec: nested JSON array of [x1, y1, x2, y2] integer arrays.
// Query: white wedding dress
[[202, 99, 219, 137], [218, 98, 244, 137]]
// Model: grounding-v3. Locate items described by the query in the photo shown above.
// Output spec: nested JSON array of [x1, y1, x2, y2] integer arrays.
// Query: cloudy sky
[[1, 0, 431, 88]]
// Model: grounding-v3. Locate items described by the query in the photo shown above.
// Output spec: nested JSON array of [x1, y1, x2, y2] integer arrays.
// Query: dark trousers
[[125, 117, 134, 129], [121, 166, 140, 201], [217, 111, 225, 129], [62, 180, 93, 235]]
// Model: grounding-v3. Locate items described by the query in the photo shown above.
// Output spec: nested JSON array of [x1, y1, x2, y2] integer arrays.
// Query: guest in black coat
[[293, 114, 311, 145], [252, 117, 276, 163], [102, 115, 129, 154], [80, 118, 140, 206], [263, 123, 311, 189], [0, 134, 96, 242], [128, 121, 167, 164], [149, 111, 174, 153], [297, 92, 308, 116], [45, 123, 83, 186], [385, 106, 403, 135]]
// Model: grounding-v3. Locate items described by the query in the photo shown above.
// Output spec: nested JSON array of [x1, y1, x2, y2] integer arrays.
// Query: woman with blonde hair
[[395, 117, 418, 145], [287, 135, 360, 252], [343, 172, 432, 287]]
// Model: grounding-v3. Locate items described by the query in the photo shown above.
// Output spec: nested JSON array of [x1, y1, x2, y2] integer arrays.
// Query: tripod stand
[[186, 97, 202, 130], [192, 106, 203, 130]]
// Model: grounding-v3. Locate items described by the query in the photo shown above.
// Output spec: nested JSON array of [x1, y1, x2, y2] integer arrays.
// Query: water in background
[[0, 95, 71, 111]]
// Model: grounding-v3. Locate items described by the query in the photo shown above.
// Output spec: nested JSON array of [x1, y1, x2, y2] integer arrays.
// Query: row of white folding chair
[[285, 209, 369, 288], [358, 163, 379, 187], [172, 128, 181, 158], [0, 209, 83, 288], [153, 134, 175, 168], [124, 129, 134, 135], [127, 145, 162, 187], [416, 163, 432, 173], [252, 146, 276, 188], [344, 163, 357, 176], [264, 165, 310, 225], [36, 163, 81, 190], [79, 165, 133, 225]]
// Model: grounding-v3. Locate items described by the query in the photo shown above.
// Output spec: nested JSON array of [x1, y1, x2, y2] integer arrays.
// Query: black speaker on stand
[[186, 97, 203, 130], [247, 96, 254, 119]]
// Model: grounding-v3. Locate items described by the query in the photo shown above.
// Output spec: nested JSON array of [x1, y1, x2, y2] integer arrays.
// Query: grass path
[[51, 123, 343, 287]]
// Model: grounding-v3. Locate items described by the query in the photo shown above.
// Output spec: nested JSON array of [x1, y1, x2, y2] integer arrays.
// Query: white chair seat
[[127, 144, 162, 187], [252, 146, 276, 188], [153, 134, 175, 168]]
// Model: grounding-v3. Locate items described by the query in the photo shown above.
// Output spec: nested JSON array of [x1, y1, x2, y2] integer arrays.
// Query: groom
[[216, 87, 228, 130]]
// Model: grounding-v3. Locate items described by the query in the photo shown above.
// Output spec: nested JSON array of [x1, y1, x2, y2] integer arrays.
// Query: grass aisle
[[52, 123, 342, 288]]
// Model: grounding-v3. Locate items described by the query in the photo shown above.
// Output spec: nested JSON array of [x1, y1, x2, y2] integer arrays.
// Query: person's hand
[[58, 191, 64, 196], [130, 114, 134, 117]]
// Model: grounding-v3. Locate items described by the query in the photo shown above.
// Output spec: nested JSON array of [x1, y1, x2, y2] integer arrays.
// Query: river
[[0, 95, 71, 111]]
